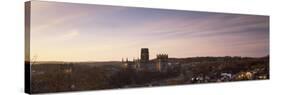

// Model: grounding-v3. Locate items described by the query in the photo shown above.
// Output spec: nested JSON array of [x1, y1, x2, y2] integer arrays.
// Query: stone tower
[[140, 48, 149, 64]]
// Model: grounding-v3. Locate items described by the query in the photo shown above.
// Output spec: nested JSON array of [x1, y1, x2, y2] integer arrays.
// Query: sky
[[29, 1, 269, 61]]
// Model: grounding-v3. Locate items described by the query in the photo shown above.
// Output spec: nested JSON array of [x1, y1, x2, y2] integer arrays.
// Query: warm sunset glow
[[29, 1, 269, 61]]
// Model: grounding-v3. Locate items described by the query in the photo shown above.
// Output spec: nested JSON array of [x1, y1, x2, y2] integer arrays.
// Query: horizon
[[28, 54, 269, 62], [29, 1, 269, 62]]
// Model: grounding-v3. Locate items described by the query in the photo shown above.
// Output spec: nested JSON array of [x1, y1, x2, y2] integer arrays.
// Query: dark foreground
[[29, 56, 269, 93]]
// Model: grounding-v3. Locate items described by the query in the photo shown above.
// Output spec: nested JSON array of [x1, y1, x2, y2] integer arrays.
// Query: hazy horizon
[[29, 55, 269, 63], [29, 1, 269, 62]]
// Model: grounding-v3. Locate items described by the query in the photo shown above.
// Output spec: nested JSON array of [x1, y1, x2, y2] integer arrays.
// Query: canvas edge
[[24, 1, 31, 94]]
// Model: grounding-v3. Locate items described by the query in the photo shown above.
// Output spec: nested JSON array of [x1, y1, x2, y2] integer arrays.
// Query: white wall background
[[0, 0, 279, 95]]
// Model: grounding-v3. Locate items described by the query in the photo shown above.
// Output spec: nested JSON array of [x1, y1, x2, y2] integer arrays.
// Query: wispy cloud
[[30, 1, 269, 61], [57, 29, 80, 41]]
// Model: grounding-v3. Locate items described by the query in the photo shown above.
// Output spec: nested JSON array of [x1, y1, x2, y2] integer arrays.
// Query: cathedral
[[122, 48, 169, 72]]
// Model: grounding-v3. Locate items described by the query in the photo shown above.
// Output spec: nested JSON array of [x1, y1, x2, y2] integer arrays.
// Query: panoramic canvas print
[[25, 1, 270, 94]]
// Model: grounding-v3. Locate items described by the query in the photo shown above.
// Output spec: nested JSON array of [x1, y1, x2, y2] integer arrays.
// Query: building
[[156, 54, 169, 72], [140, 48, 149, 64], [122, 48, 171, 72], [122, 58, 139, 70], [140, 48, 158, 71]]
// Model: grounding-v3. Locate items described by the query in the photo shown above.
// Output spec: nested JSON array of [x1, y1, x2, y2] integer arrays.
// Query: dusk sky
[[30, 1, 269, 61]]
